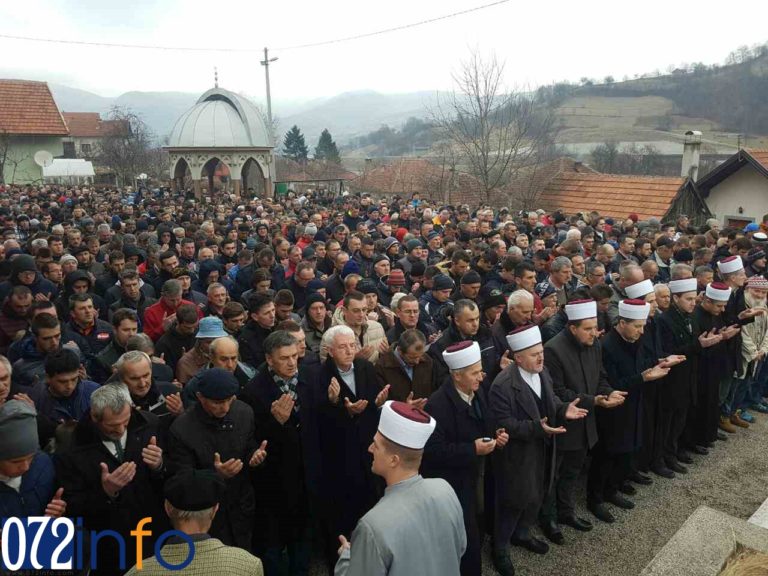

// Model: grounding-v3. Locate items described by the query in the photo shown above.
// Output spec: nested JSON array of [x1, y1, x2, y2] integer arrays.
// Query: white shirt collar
[[0, 473, 22, 492], [102, 431, 128, 458], [456, 386, 474, 406], [518, 367, 542, 398]]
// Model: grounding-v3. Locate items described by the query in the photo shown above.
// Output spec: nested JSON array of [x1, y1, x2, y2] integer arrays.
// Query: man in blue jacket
[[0, 399, 66, 519]]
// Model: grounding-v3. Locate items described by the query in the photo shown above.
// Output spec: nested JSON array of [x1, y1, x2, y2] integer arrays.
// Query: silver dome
[[168, 87, 271, 148]]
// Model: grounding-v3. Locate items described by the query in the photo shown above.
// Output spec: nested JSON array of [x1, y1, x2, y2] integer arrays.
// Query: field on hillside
[[553, 95, 768, 152]]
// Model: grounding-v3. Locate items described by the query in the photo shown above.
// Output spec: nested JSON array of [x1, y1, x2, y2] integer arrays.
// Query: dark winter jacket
[[56, 408, 169, 572], [167, 401, 258, 549], [0, 452, 56, 518], [544, 328, 614, 451], [0, 255, 58, 302]]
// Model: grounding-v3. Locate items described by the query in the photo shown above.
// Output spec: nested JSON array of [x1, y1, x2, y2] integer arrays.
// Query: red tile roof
[[62, 112, 102, 137], [349, 158, 483, 205], [538, 173, 686, 220], [277, 158, 357, 182], [0, 80, 68, 135], [61, 113, 130, 138], [746, 149, 768, 171]]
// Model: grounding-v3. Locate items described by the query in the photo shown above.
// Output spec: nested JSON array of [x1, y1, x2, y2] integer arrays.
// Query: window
[[62, 141, 75, 158], [80, 143, 92, 156]]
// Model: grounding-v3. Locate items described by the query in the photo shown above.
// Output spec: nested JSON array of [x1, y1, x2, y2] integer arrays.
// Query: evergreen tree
[[282, 125, 309, 162], [314, 129, 341, 163]]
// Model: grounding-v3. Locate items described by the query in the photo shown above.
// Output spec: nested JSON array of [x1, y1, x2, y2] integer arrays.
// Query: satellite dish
[[34, 150, 54, 168]]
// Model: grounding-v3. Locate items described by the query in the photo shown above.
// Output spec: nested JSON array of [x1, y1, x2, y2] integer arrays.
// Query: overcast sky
[[1, 0, 766, 106]]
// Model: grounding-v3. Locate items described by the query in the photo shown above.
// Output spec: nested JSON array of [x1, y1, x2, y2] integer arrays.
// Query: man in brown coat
[[375, 329, 435, 405]]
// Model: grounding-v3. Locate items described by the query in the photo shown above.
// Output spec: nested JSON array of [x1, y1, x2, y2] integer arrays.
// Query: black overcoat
[[55, 409, 168, 573], [317, 357, 381, 537], [544, 329, 613, 451], [241, 366, 318, 546], [598, 328, 657, 454], [488, 365, 566, 509], [167, 400, 258, 549], [657, 305, 701, 409]]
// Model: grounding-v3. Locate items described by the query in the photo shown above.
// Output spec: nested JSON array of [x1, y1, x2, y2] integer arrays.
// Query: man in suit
[[240, 331, 316, 575], [489, 325, 588, 574], [316, 325, 389, 571], [422, 341, 508, 576], [588, 300, 673, 523], [539, 300, 627, 537]]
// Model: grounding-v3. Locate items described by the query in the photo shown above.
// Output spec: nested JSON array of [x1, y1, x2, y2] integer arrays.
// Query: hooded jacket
[[54, 270, 108, 321], [0, 255, 58, 302]]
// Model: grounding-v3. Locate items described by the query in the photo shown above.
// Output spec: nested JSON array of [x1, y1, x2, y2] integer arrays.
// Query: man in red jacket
[[143, 279, 202, 342]]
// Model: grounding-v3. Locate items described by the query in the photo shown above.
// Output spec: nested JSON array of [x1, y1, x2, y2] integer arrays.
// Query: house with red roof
[[0, 79, 69, 184], [695, 148, 768, 228], [61, 112, 130, 160]]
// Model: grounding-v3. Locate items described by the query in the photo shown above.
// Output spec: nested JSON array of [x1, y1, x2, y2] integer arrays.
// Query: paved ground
[[309, 413, 768, 575], [480, 413, 768, 575]]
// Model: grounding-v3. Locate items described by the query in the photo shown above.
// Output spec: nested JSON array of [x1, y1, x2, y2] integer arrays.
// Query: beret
[[164, 469, 224, 511], [197, 367, 239, 399]]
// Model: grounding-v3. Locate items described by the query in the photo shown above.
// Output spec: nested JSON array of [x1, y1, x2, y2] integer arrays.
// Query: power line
[[274, 0, 511, 51], [0, 0, 510, 54]]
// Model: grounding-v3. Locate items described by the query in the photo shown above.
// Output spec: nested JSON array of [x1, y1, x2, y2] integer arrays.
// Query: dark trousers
[[660, 404, 688, 465], [694, 377, 721, 446], [587, 445, 631, 505], [494, 504, 538, 555], [638, 384, 661, 472], [539, 448, 587, 522], [259, 537, 311, 576], [461, 508, 482, 576]]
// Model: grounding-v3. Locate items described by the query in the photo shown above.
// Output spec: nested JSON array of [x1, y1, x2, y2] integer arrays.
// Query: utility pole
[[260, 47, 278, 196]]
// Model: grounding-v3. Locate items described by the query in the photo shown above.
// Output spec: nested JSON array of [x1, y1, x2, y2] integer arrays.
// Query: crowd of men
[[1, 182, 768, 576]]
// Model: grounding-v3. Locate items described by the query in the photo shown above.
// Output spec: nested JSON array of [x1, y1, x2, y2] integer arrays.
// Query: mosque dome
[[168, 87, 271, 148]]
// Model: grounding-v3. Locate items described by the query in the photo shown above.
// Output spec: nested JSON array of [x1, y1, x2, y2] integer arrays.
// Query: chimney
[[681, 130, 702, 181]]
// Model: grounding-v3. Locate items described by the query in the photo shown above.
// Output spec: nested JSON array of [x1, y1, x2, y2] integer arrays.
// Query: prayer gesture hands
[[698, 330, 723, 348], [141, 436, 163, 471], [271, 394, 295, 424], [595, 391, 627, 409], [100, 461, 136, 496], [249, 440, 268, 467], [328, 377, 341, 405], [375, 385, 390, 408], [405, 391, 427, 410], [214, 452, 243, 479]]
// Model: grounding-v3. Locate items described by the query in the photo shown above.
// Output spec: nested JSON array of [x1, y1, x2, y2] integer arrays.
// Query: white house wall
[[707, 163, 768, 223]]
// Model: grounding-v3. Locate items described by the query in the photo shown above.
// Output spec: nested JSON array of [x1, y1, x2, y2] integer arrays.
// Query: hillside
[[554, 50, 768, 154], [41, 44, 768, 156]]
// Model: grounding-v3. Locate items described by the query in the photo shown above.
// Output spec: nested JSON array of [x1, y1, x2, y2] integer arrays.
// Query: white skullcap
[[618, 299, 651, 320], [565, 299, 597, 321], [625, 279, 654, 299], [442, 341, 481, 371], [378, 401, 436, 449], [506, 325, 542, 352], [717, 256, 743, 274], [705, 282, 732, 302], [668, 278, 698, 294]]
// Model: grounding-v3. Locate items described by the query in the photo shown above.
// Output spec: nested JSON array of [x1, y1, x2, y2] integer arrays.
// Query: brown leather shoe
[[719, 416, 737, 433], [730, 414, 750, 429]]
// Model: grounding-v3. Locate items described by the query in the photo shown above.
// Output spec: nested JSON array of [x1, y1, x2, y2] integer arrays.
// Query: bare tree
[[431, 50, 556, 205], [428, 141, 461, 204], [0, 132, 35, 185], [97, 107, 155, 186], [0, 131, 10, 184]]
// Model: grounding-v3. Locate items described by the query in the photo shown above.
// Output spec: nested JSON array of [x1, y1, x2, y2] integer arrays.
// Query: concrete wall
[[706, 163, 768, 224], [1, 135, 64, 184]]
